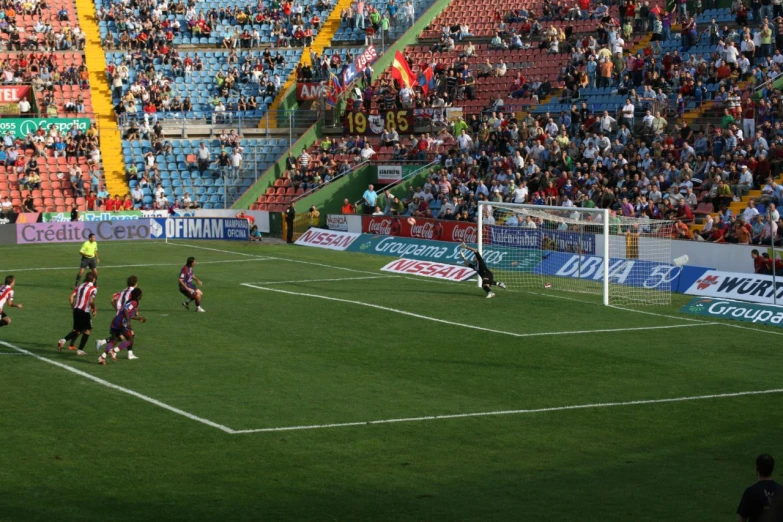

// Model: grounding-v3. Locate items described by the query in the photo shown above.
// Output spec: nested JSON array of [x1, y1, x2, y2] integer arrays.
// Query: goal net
[[477, 202, 676, 306]]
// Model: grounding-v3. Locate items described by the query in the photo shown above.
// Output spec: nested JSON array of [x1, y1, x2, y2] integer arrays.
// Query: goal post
[[476, 202, 676, 306]]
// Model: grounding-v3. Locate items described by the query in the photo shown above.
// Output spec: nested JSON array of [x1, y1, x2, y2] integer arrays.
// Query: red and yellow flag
[[391, 51, 418, 89]]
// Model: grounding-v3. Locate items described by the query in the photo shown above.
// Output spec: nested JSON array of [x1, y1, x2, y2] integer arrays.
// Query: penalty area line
[[231, 388, 783, 434], [240, 283, 716, 339], [0, 340, 237, 434]]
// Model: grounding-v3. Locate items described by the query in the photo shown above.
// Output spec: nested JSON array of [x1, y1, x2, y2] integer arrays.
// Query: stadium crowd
[[108, 48, 288, 121], [345, 2, 783, 245], [97, 0, 340, 49]]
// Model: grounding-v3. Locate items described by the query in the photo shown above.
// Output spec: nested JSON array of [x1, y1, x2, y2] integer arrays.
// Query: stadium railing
[[117, 109, 318, 140]]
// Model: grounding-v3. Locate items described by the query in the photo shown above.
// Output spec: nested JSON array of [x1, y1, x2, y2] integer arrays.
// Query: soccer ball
[[407, 217, 416, 226]]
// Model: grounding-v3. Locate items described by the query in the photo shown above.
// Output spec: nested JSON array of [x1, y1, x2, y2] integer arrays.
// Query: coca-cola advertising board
[[362, 216, 478, 244]]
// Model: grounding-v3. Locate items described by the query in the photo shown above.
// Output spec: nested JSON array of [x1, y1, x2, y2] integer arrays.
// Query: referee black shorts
[[72, 309, 92, 331], [80, 256, 97, 270]]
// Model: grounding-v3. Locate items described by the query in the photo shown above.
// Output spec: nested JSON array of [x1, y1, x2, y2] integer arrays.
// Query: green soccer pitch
[[1, 239, 782, 521]]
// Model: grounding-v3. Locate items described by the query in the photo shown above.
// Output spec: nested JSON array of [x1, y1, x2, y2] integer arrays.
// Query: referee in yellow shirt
[[75, 233, 99, 288]]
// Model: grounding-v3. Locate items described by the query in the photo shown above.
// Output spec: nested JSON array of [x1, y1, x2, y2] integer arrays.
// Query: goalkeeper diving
[[459, 244, 506, 299]]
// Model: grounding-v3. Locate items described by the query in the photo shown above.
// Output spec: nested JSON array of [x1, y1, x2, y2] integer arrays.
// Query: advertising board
[[362, 216, 478, 244], [380, 258, 476, 281], [0, 117, 91, 138], [681, 297, 783, 328], [487, 226, 597, 255], [16, 220, 156, 244], [532, 252, 708, 292], [377, 165, 402, 184], [347, 234, 527, 269], [326, 214, 362, 233], [683, 270, 783, 305], [294, 228, 360, 250], [152, 218, 249, 241], [43, 210, 168, 222]]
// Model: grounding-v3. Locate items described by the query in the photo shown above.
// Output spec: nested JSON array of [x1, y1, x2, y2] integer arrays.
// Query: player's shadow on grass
[[12, 340, 104, 366]]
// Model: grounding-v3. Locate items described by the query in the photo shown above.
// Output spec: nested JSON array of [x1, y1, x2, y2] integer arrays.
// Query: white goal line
[[4, 339, 781, 435], [240, 283, 714, 339]]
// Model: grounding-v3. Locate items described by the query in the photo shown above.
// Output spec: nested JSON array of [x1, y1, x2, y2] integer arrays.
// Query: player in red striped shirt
[[58, 272, 97, 355], [0, 275, 23, 328], [95, 276, 139, 358]]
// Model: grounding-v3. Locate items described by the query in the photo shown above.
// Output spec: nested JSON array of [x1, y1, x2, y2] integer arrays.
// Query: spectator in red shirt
[[752, 249, 769, 274], [677, 199, 694, 221], [341, 199, 355, 214], [85, 190, 97, 211], [708, 226, 726, 243]]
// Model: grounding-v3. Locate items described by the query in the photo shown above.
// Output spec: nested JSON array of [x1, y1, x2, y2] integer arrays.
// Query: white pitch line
[[0, 340, 237, 434], [1, 258, 272, 273], [169, 242, 390, 276], [241, 283, 715, 339], [231, 388, 783, 434], [165, 242, 267, 258], [247, 276, 395, 285], [5, 340, 781, 436], [168, 242, 783, 337]]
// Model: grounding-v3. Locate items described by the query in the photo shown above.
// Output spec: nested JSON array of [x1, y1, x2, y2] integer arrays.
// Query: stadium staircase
[[75, 0, 127, 197], [261, 0, 355, 130]]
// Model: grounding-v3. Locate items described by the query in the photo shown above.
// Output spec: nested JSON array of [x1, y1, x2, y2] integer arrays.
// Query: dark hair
[[4, 275, 14, 285], [131, 288, 143, 301], [186, 257, 196, 267], [127, 275, 138, 287], [85, 272, 96, 283], [752, 249, 760, 256], [88, 233, 96, 239], [757, 454, 775, 477]]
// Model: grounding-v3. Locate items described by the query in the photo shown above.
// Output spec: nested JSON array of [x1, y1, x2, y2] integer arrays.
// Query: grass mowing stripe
[[231, 388, 783, 434], [0, 340, 237, 434], [1, 258, 273, 272], [240, 283, 716, 339]]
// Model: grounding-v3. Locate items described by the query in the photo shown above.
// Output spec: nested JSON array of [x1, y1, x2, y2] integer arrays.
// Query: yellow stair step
[[75, 0, 127, 198], [262, 0, 355, 129]]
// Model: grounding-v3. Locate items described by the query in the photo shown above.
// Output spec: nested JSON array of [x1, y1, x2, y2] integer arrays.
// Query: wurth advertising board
[[684, 270, 783, 305]]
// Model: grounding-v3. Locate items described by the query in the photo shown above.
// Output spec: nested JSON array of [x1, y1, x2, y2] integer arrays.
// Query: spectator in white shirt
[[131, 186, 144, 208], [456, 129, 474, 151], [734, 166, 754, 199], [359, 143, 376, 160], [512, 182, 528, 203]]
